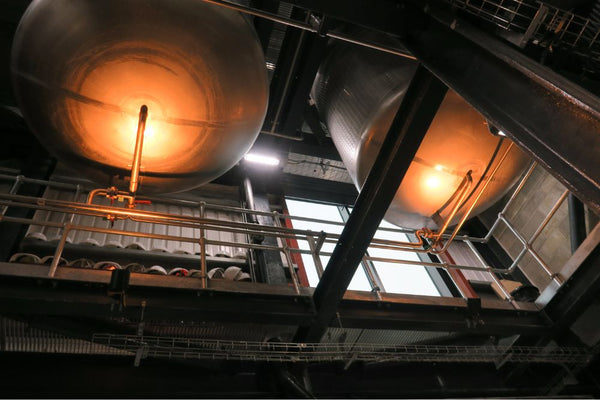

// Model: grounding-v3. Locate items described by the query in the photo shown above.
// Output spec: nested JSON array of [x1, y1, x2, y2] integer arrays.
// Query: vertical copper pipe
[[433, 171, 473, 240], [129, 105, 148, 194]]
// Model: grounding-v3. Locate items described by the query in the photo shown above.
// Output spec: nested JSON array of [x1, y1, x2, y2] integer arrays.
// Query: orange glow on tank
[[11, 0, 269, 193]]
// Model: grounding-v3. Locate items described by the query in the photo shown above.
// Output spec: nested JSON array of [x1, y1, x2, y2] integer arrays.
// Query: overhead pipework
[[312, 40, 531, 232], [10, 0, 269, 194]]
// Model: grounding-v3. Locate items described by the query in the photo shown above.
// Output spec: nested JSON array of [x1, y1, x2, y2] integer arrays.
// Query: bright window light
[[244, 153, 280, 166], [285, 199, 441, 296], [498, 130, 506, 136]]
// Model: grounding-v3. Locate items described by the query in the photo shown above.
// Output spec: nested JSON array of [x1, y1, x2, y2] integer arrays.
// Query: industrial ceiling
[[0, 0, 599, 397]]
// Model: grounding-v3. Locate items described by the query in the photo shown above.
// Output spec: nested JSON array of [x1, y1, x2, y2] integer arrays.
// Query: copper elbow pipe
[[129, 105, 148, 194]]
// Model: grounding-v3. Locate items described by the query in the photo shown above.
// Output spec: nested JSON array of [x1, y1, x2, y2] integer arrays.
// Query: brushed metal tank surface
[[312, 42, 530, 229], [11, 0, 269, 193]]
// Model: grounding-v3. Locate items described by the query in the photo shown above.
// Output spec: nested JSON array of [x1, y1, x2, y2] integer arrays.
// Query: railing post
[[274, 211, 300, 294], [48, 223, 71, 277], [199, 202, 207, 289], [306, 232, 324, 279], [0, 175, 24, 217]]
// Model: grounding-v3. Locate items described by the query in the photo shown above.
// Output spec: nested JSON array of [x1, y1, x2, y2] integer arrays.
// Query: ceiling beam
[[0, 262, 547, 335]]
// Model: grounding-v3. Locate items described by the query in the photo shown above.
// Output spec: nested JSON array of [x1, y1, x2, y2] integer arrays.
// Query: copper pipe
[[1, 215, 507, 277], [0, 196, 328, 247], [0, 173, 420, 236], [432, 171, 473, 240], [430, 142, 516, 254], [129, 105, 148, 194]]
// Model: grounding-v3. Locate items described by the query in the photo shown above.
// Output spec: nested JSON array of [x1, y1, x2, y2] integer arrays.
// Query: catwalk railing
[[0, 163, 574, 305], [448, 0, 600, 66]]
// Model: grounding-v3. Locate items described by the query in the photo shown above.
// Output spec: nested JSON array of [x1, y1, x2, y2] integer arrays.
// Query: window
[[285, 199, 441, 296], [284, 199, 371, 290]]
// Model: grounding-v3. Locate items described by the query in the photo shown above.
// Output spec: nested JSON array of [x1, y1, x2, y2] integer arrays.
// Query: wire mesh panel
[[89, 334, 594, 364], [451, 0, 538, 31]]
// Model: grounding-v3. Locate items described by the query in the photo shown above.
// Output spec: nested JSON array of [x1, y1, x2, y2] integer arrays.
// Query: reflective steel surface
[[11, 0, 269, 193], [312, 41, 530, 229]]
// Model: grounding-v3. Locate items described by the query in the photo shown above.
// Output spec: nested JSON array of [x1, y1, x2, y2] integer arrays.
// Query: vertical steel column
[[568, 193, 587, 253], [273, 211, 301, 294], [294, 65, 448, 343], [199, 202, 207, 289]]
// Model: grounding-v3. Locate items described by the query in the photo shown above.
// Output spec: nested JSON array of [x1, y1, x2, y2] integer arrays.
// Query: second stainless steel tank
[[312, 41, 530, 229]]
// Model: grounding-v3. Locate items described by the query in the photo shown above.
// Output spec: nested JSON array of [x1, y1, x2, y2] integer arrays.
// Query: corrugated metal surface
[[322, 327, 451, 345], [479, 166, 572, 290], [132, 321, 297, 342], [25, 186, 248, 259], [447, 241, 495, 283], [264, 1, 294, 79], [1, 317, 129, 355], [284, 153, 353, 183], [0, 317, 295, 353]]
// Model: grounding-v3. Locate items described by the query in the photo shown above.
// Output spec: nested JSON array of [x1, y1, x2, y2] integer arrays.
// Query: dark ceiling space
[[1, 0, 600, 398]]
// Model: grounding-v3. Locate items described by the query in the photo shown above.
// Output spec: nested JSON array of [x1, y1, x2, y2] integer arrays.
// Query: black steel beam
[[541, 222, 600, 334], [280, 34, 329, 136], [294, 65, 448, 342], [336, 298, 547, 335], [252, 133, 341, 161], [0, 263, 549, 334], [397, 5, 600, 214], [282, 0, 427, 36], [278, 173, 358, 205], [262, 6, 309, 135], [568, 193, 587, 253]]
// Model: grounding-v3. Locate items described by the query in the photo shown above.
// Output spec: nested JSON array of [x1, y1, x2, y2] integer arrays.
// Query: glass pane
[[371, 219, 440, 296], [285, 199, 371, 290], [347, 209, 441, 296]]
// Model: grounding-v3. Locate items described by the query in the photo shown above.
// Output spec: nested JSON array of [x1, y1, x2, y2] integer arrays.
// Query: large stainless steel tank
[[11, 0, 268, 193], [312, 42, 530, 229]]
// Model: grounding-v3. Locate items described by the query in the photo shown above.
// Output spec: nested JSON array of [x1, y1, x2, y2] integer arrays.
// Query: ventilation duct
[[312, 40, 530, 229], [11, 0, 269, 193]]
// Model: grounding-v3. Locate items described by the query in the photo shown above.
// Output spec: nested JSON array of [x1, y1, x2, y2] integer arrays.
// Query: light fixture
[[243, 153, 280, 166], [497, 130, 506, 136]]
